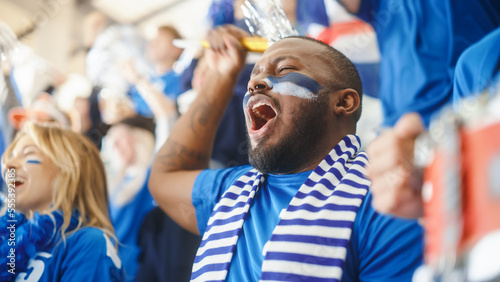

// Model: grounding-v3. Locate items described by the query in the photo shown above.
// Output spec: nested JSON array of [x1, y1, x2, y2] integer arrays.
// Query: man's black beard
[[248, 99, 328, 174]]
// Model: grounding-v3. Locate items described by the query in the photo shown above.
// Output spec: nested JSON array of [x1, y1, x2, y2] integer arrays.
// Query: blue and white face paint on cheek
[[266, 72, 323, 100], [243, 91, 251, 109], [26, 160, 42, 165]]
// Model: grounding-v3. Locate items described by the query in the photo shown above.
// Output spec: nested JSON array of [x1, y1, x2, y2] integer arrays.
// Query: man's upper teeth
[[252, 102, 266, 109], [252, 103, 267, 120]]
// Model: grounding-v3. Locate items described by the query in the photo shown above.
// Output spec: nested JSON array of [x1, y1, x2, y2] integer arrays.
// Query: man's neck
[[290, 133, 352, 174]]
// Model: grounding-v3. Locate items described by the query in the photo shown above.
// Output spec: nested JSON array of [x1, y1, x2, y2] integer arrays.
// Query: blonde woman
[[0, 123, 123, 281]]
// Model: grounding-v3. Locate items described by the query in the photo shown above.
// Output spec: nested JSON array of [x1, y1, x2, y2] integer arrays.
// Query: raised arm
[[120, 60, 179, 119], [149, 26, 249, 234]]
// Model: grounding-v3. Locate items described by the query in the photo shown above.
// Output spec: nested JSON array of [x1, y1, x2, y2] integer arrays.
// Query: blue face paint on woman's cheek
[[26, 160, 42, 165], [268, 72, 323, 100]]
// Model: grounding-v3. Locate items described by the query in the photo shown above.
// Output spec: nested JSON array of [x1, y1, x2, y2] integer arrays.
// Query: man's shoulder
[[193, 165, 255, 205]]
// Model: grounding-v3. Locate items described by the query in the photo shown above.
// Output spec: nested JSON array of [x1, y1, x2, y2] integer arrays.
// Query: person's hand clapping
[[366, 113, 426, 218]]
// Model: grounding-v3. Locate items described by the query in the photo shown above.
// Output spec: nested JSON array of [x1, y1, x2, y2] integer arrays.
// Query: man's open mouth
[[249, 101, 277, 131]]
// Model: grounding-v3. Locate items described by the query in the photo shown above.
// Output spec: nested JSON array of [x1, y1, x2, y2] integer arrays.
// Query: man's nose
[[248, 76, 273, 93]]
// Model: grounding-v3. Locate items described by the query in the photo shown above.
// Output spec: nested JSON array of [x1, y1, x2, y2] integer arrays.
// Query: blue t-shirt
[[128, 70, 182, 117], [193, 165, 424, 281], [17, 227, 123, 281], [109, 169, 155, 281], [356, 0, 500, 127], [453, 27, 500, 107]]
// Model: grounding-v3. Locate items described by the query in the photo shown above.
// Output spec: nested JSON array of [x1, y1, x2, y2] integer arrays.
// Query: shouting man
[[149, 26, 423, 281]]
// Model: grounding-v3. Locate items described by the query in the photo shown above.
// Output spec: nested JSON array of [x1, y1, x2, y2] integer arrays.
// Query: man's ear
[[333, 88, 361, 117]]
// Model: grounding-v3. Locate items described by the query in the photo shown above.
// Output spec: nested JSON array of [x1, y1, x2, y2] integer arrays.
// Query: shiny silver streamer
[[241, 0, 298, 44]]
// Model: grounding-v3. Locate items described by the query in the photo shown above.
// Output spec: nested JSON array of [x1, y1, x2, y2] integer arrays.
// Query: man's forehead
[[270, 36, 319, 50], [252, 54, 299, 73], [263, 37, 323, 60], [252, 38, 324, 74]]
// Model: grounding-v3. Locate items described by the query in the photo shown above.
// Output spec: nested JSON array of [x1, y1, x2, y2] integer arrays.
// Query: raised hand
[[366, 113, 426, 218], [203, 25, 250, 78]]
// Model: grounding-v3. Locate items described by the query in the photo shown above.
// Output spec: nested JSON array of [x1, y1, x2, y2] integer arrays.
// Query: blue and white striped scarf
[[191, 135, 370, 281]]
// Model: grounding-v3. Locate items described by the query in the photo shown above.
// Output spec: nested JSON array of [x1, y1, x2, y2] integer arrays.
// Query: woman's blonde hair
[[2, 123, 115, 241]]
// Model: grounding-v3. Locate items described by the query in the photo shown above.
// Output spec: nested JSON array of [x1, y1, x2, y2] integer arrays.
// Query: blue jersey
[[128, 70, 182, 117], [193, 165, 424, 281], [453, 27, 500, 106], [356, 0, 500, 126], [17, 227, 123, 281], [109, 169, 155, 281]]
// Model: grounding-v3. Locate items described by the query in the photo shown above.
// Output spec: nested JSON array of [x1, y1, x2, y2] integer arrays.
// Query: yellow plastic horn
[[201, 36, 268, 53]]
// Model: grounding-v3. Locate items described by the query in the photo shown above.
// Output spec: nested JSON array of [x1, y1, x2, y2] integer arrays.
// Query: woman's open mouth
[[14, 177, 25, 188]]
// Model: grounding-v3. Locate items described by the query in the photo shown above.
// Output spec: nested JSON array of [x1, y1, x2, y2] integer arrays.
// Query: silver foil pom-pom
[[241, 0, 298, 44]]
